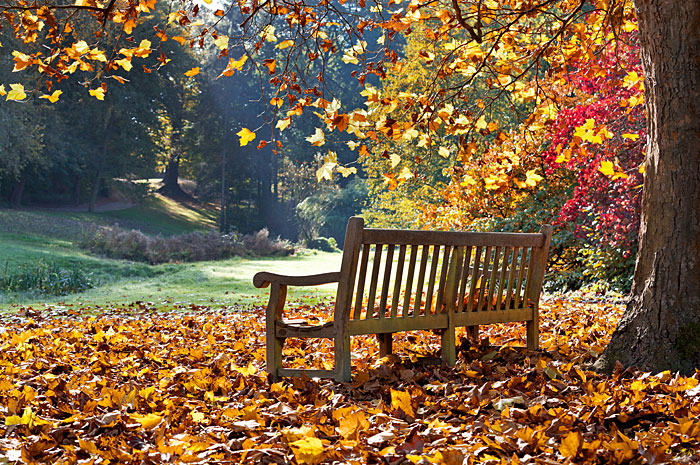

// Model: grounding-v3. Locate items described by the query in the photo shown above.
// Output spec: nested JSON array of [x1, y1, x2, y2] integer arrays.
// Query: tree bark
[[9, 176, 26, 209], [596, 1, 700, 374]]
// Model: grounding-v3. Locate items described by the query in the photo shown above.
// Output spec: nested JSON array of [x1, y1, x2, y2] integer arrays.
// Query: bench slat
[[486, 246, 501, 312], [349, 313, 448, 335], [403, 245, 418, 317], [477, 246, 492, 311], [391, 245, 407, 318], [435, 245, 453, 315], [504, 246, 520, 310], [424, 245, 441, 316], [352, 244, 371, 320], [466, 246, 482, 313], [378, 245, 395, 319], [364, 229, 545, 248], [457, 246, 472, 313], [453, 307, 534, 326], [495, 246, 512, 310], [513, 248, 529, 309], [413, 246, 430, 317], [366, 244, 383, 320]]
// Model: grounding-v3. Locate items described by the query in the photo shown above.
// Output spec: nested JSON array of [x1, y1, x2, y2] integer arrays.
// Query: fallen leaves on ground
[[0, 297, 699, 464]]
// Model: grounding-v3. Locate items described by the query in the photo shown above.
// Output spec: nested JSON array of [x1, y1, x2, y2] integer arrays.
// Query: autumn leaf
[[89, 87, 105, 101], [184, 67, 200, 77], [212, 35, 229, 50], [6, 83, 26, 101], [337, 166, 357, 177], [276, 40, 294, 49], [559, 431, 582, 457], [130, 413, 163, 429], [306, 127, 325, 146], [39, 90, 63, 103], [289, 437, 325, 464], [219, 55, 248, 77], [391, 389, 414, 417], [236, 128, 256, 146]]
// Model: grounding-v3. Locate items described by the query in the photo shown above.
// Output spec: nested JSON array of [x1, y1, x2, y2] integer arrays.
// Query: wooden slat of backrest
[[402, 245, 418, 317], [390, 245, 407, 318], [334, 217, 364, 326], [504, 246, 520, 310], [466, 246, 483, 313], [486, 246, 501, 312], [444, 246, 464, 313], [366, 244, 383, 319], [513, 247, 529, 309], [413, 246, 430, 317], [352, 244, 371, 320], [378, 245, 395, 319], [494, 246, 512, 310], [423, 246, 442, 316], [435, 245, 453, 315], [363, 229, 545, 247], [526, 225, 552, 304], [477, 246, 493, 311], [523, 245, 537, 307], [457, 246, 472, 313]]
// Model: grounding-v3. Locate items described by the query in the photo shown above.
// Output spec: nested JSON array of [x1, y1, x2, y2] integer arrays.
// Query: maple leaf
[[391, 389, 414, 416], [212, 35, 229, 50], [276, 40, 294, 49], [559, 431, 582, 457], [289, 437, 325, 464], [219, 55, 248, 77], [130, 413, 163, 429], [306, 127, 325, 146], [39, 90, 63, 103], [337, 166, 357, 177], [6, 83, 27, 101], [598, 160, 615, 177], [276, 117, 291, 131], [236, 128, 256, 146]]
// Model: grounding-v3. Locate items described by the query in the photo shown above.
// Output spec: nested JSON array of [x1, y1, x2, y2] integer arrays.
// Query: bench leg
[[378, 333, 393, 357], [441, 328, 456, 366], [526, 319, 539, 350], [466, 325, 479, 343], [334, 332, 352, 382], [266, 335, 283, 382]]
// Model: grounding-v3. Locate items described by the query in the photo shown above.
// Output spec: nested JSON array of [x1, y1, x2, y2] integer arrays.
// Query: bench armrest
[[253, 271, 341, 288]]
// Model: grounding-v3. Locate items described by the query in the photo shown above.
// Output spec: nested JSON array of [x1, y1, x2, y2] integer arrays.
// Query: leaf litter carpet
[[0, 297, 699, 464]]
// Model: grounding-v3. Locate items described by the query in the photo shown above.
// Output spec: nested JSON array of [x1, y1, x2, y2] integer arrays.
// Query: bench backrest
[[333, 217, 552, 328]]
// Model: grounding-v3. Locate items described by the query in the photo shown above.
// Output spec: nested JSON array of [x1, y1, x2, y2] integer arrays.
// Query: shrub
[[306, 237, 339, 252], [78, 225, 294, 264], [1, 260, 95, 295]]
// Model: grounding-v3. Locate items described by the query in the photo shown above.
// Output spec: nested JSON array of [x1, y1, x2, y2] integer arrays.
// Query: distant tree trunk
[[89, 109, 113, 213], [159, 113, 189, 199], [220, 106, 230, 233], [596, 2, 700, 374], [73, 175, 81, 205], [9, 176, 26, 209]]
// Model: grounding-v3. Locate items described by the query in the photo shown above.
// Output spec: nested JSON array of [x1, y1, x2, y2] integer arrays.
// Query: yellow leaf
[[172, 36, 188, 45], [260, 25, 277, 42], [638, 163, 645, 175], [212, 35, 229, 50], [6, 83, 26, 101], [89, 88, 105, 101], [130, 413, 163, 429], [622, 133, 640, 141], [391, 389, 414, 416], [337, 166, 357, 177], [289, 437, 325, 464], [559, 431, 581, 458], [438, 146, 450, 159], [78, 439, 99, 455], [184, 67, 200, 77], [191, 411, 205, 423], [525, 169, 543, 187], [276, 117, 291, 131], [237, 128, 256, 146], [73, 40, 89, 54], [316, 162, 335, 182], [4, 415, 23, 426], [0, 84, 6, 96], [337, 410, 369, 439], [475, 115, 488, 130], [598, 160, 615, 177], [40, 90, 62, 103], [219, 55, 248, 77], [115, 58, 133, 72], [276, 40, 294, 49], [306, 127, 325, 147], [389, 153, 401, 168], [270, 97, 284, 108]]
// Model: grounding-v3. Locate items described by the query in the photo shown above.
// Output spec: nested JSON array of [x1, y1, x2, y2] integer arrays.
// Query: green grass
[[31, 194, 218, 236], [0, 230, 340, 309]]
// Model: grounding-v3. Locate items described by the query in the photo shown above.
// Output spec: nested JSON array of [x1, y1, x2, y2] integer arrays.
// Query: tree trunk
[[596, 2, 700, 374], [9, 176, 26, 209]]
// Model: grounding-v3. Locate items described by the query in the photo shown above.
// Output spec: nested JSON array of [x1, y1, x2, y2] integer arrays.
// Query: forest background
[[1, 1, 644, 295]]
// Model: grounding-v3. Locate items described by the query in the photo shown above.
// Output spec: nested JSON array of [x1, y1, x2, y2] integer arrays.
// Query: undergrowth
[[1, 260, 95, 295]]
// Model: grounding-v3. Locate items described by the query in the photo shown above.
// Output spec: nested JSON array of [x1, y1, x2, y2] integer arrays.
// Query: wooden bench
[[253, 217, 552, 382]]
